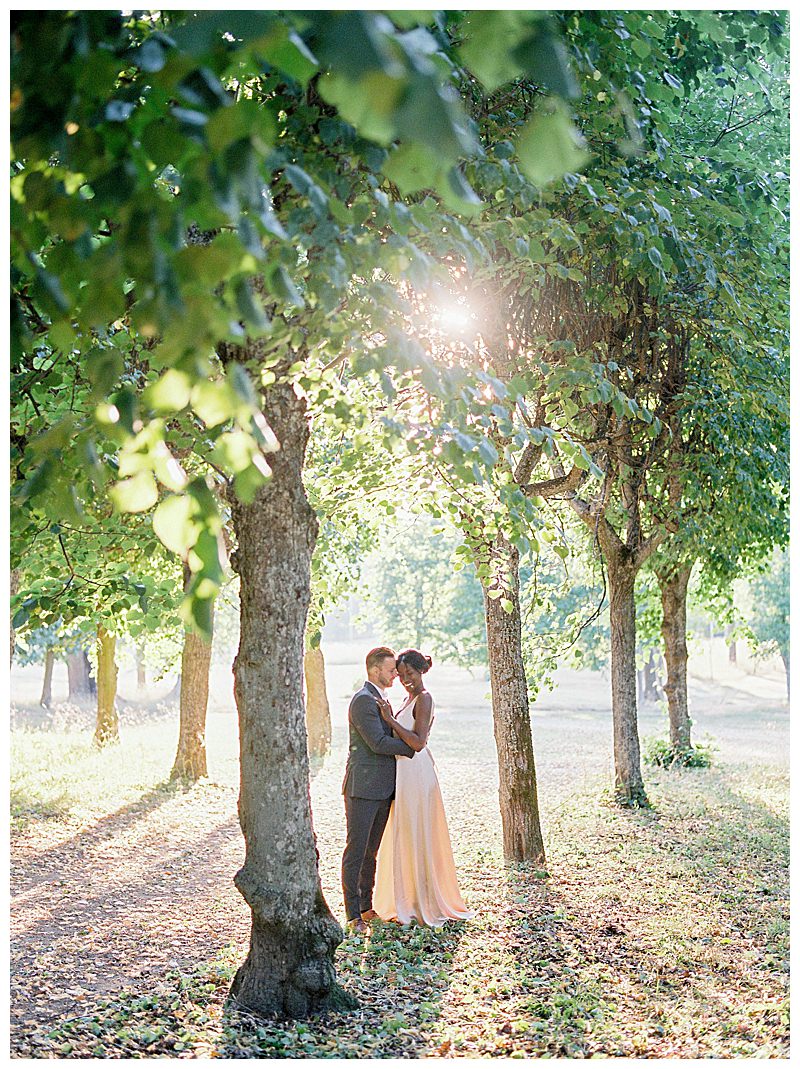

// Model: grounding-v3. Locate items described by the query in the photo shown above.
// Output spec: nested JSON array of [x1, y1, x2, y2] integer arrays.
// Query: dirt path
[[10, 659, 788, 1056], [10, 780, 248, 1048]]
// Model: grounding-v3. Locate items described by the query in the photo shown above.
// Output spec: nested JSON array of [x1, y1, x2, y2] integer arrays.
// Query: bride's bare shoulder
[[416, 690, 434, 716]]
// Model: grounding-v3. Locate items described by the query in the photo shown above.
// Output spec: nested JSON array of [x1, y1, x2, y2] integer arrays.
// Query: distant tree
[[746, 551, 789, 700], [365, 513, 487, 670]]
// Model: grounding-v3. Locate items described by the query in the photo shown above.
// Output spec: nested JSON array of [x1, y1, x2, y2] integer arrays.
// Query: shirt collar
[[365, 680, 386, 699]]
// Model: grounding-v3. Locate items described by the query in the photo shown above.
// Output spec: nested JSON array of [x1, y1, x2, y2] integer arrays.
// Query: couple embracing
[[341, 646, 473, 934]]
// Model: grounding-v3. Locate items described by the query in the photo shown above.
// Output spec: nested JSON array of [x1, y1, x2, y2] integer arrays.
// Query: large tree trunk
[[40, 648, 55, 708], [228, 382, 346, 1018], [94, 625, 119, 746], [482, 536, 546, 864], [607, 553, 648, 806], [304, 642, 331, 759], [67, 649, 94, 699], [658, 563, 693, 758]]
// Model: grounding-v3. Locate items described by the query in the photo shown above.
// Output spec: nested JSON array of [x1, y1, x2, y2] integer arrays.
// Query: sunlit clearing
[[433, 299, 476, 339]]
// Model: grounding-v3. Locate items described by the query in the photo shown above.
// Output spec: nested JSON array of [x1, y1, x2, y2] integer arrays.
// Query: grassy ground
[[10, 653, 789, 1058]]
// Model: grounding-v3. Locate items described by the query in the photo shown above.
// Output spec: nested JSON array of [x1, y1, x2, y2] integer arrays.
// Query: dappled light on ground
[[11, 652, 788, 1057]]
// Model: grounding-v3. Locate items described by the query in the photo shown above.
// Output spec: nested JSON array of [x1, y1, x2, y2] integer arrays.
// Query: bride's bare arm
[[378, 693, 432, 752]]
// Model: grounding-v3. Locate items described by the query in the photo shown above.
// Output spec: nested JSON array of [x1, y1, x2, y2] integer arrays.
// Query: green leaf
[[235, 278, 270, 328], [86, 347, 124, 399], [206, 99, 277, 153], [109, 472, 158, 513], [153, 494, 197, 556], [516, 101, 589, 186], [188, 527, 225, 585], [647, 247, 663, 268], [513, 26, 577, 99], [191, 380, 241, 428], [143, 369, 192, 413], [382, 142, 442, 195], [268, 264, 305, 308], [257, 24, 319, 85], [458, 11, 538, 91], [233, 456, 271, 503]]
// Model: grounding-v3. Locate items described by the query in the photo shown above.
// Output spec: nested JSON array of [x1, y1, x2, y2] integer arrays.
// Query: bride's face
[[398, 663, 422, 694]]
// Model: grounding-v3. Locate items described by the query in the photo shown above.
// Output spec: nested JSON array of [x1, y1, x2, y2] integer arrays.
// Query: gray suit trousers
[[341, 794, 393, 922]]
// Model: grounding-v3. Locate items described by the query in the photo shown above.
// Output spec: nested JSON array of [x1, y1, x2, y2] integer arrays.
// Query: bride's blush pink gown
[[373, 694, 474, 927]]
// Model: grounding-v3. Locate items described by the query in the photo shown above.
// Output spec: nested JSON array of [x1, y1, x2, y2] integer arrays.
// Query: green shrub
[[643, 735, 716, 768]]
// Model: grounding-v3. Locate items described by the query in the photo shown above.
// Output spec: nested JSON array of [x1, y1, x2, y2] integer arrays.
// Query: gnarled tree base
[[227, 887, 354, 1018], [614, 782, 651, 808]]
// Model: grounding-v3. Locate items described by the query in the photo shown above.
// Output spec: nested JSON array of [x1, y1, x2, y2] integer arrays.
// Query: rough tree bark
[[606, 550, 649, 805], [171, 568, 213, 781], [483, 536, 546, 864], [304, 642, 331, 759], [227, 381, 347, 1018], [658, 562, 693, 757], [94, 625, 119, 746], [40, 648, 55, 708], [67, 649, 94, 699]]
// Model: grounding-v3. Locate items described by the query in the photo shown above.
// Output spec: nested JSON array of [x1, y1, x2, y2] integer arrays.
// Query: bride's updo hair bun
[[396, 648, 433, 674]]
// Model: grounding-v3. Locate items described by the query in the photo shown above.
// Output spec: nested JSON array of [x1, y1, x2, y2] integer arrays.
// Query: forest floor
[[10, 649, 789, 1058]]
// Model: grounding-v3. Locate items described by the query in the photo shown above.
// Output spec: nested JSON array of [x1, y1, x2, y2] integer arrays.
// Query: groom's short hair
[[366, 646, 395, 672]]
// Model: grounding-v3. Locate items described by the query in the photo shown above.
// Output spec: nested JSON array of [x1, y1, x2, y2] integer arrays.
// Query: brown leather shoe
[[361, 909, 378, 922], [347, 917, 368, 935]]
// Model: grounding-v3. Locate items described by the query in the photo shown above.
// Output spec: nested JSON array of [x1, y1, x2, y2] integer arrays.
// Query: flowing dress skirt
[[373, 702, 473, 927]]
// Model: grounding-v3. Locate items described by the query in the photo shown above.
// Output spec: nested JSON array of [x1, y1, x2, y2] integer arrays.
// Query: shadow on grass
[[485, 763, 789, 1058], [213, 918, 468, 1057], [11, 786, 75, 831], [12, 777, 191, 862], [14, 919, 469, 1058]]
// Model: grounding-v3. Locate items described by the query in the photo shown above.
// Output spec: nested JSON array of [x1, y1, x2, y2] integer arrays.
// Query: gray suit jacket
[[342, 681, 414, 799]]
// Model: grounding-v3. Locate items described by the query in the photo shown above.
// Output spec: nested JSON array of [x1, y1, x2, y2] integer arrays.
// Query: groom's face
[[375, 656, 398, 690]]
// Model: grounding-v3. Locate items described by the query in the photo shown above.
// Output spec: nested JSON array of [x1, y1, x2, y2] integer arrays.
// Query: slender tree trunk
[[607, 553, 648, 806], [165, 673, 182, 703], [228, 382, 346, 1018], [40, 648, 55, 708], [171, 589, 213, 781], [482, 536, 546, 863], [641, 648, 659, 702], [728, 639, 737, 664], [781, 651, 789, 701], [10, 568, 19, 664], [658, 563, 693, 757], [136, 644, 147, 690], [304, 642, 331, 759], [67, 649, 94, 699], [94, 625, 119, 746]]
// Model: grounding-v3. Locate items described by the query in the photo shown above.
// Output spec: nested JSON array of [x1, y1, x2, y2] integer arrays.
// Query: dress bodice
[[397, 693, 435, 735]]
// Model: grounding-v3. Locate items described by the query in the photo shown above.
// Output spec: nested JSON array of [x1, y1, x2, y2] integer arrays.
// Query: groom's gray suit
[[341, 681, 414, 923]]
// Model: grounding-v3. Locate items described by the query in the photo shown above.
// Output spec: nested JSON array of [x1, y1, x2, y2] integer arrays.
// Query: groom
[[341, 646, 415, 934]]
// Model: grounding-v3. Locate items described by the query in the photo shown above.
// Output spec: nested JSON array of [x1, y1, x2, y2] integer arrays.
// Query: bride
[[371, 648, 473, 927]]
